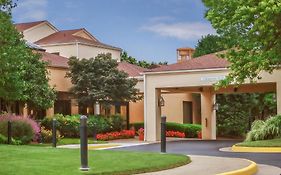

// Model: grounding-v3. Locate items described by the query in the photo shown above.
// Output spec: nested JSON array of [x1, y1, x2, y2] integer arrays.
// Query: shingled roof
[[118, 62, 148, 77], [35, 28, 121, 51], [145, 53, 229, 73], [37, 52, 146, 76], [38, 51, 69, 69], [15, 21, 46, 32]]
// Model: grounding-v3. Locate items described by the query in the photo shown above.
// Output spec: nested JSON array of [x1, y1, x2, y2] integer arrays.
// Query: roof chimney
[[177, 47, 195, 63]]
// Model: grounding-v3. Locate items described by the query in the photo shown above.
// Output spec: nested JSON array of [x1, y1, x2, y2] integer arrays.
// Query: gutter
[[142, 67, 228, 75]]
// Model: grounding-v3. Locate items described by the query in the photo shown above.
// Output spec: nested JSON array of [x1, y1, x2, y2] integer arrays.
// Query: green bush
[[41, 114, 125, 138], [246, 115, 281, 141], [130, 122, 144, 131], [0, 134, 7, 144], [130, 122, 201, 138], [88, 115, 111, 134], [109, 114, 125, 132], [167, 122, 201, 138], [0, 120, 34, 144]]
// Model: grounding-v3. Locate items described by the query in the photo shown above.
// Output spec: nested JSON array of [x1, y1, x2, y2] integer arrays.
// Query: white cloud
[[14, 0, 48, 21], [141, 21, 216, 41]]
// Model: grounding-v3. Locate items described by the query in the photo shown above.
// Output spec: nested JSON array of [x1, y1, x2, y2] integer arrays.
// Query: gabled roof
[[146, 53, 229, 73], [15, 21, 46, 32], [35, 28, 122, 51], [38, 51, 69, 69], [15, 20, 58, 32], [118, 62, 148, 77]]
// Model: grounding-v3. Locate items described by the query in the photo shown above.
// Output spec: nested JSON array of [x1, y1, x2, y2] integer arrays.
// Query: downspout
[[76, 41, 79, 59], [144, 74, 147, 141]]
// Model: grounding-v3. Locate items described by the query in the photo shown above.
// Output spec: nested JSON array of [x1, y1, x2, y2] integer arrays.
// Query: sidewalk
[[139, 155, 256, 175]]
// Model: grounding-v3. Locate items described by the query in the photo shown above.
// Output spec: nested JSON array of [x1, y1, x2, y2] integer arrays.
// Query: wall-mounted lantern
[[158, 96, 165, 107], [213, 102, 219, 111]]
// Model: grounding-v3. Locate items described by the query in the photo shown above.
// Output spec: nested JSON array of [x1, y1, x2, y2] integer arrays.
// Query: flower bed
[[166, 131, 185, 138], [97, 130, 135, 141]]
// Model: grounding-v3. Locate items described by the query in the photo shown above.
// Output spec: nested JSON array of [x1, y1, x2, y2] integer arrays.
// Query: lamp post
[[52, 119, 57, 148], [161, 116, 167, 153], [80, 115, 89, 171]]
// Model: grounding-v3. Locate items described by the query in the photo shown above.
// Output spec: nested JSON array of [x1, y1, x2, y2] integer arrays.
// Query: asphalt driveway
[[112, 140, 281, 167]]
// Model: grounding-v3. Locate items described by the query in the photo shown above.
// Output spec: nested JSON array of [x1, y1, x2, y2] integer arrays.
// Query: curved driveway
[[112, 140, 281, 167]]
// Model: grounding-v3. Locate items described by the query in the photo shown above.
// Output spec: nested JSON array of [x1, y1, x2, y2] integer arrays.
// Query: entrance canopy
[[143, 54, 281, 141]]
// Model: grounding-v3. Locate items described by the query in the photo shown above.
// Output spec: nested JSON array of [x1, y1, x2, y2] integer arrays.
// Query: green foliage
[[246, 115, 281, 141], [217, 93, 277, 137], [121, 51, 168, 69], [0, 1, 55, 113], [166, 122, 202, 138], [130, 122, 201, 138], [108, 114, 125, 132], [203, 0, 281, 85], [41, 114, 125, 137], [0, 121, 34, 144], [193, 34, 227, 58], [40, 126, 63, 143], [67, 54, 139, 107], [129, 122, 144, 131], [0, 133, 6, 144]]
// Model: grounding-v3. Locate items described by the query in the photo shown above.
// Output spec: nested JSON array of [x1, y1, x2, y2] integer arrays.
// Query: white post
[[94, 102, 100, 115]]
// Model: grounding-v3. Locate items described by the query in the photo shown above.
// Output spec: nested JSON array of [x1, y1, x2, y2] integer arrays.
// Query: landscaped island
[[0, 145, 190, 175]]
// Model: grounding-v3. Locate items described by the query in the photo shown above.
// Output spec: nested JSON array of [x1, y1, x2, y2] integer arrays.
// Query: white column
[[201, 88, 216, 140], [94, 102, 100, 115], [277, 82, 281, 114], [144, 87, 161, 142], [23, 103, 28, 117]]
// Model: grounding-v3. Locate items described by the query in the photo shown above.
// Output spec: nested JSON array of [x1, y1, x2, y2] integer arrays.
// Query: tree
[[203, 0, 281, 86], [193, 34, 227, 58], [67, 53, 139, 108], [121, 51, 168, 69], [0, 0, 55, 113]]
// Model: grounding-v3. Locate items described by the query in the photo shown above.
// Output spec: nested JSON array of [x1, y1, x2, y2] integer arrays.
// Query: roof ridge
[[15, 20, 46, 25]]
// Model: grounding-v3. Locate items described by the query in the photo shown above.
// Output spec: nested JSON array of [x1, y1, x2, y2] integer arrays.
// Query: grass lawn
[[58, 138, 107, 145], [0, 145, 190, 175], [236, 138, 281, 147], [31, 138, 107, 147]]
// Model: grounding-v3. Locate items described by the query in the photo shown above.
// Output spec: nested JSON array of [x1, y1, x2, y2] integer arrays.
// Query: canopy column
[[201, 89, 216, 140]]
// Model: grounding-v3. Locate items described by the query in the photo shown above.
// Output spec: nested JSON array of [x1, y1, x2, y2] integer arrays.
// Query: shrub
[[40, 126, 63, 143], [0, 115, 40, 144], [130, 122, 144, 131], [88, 115, 111, 134], [130, 122, 201, 138], [246, 115, 281, 141], [0, 134, 7, 144], [41, 114, 125, 138], [108, 114, 125, 132]]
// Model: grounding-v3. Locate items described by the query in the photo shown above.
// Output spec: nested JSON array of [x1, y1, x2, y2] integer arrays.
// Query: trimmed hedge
[[130, 122, 201, 138], [41, 114, 125, 138]]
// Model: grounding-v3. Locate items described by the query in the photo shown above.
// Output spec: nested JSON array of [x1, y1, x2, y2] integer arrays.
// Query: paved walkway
[[140, 155, 253, 175], [113, 140, 281, 167]]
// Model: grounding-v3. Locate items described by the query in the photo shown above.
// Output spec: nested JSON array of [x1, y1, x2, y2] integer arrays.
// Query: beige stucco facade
[[143, 68, 281, 141], [40, 43, 121, 61], [22, 22, 57, 43]]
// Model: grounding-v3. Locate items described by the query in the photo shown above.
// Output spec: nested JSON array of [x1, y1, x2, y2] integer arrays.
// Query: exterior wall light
[[213, 102, 219, 111], [158, 96, 165, 107]]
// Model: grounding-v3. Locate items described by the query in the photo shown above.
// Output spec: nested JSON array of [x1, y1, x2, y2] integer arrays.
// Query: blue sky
[[12, 0, 215, 63]]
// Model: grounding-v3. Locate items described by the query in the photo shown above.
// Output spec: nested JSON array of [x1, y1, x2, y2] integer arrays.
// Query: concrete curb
[[216, 160, 258, 175], [232, 145, 281, 153]]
